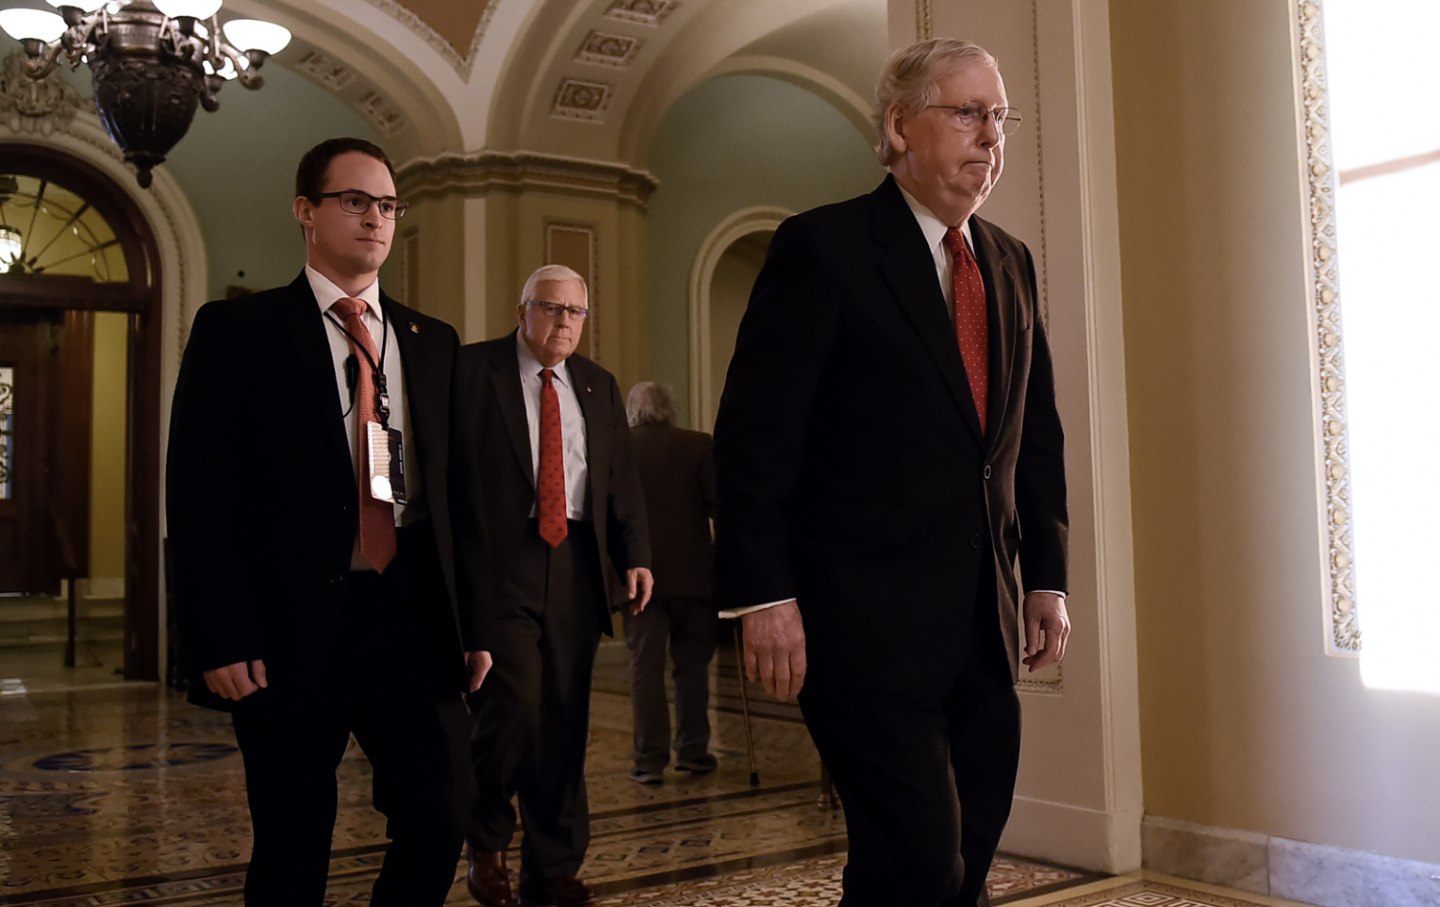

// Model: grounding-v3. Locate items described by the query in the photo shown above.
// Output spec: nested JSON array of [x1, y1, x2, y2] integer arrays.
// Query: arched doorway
[[688, 207, 789, 431], [0, 146, 163, 680]]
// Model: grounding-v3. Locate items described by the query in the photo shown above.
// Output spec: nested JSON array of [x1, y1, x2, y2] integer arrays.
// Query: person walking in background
[[622, 381, 719, 785]]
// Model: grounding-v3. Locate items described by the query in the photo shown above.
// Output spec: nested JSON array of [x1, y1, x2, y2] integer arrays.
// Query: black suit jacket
[[713, 176, 1068, 688], [630, 423, 716, 600], [166, 273, 465, 708], [449, 332, 651, 645]]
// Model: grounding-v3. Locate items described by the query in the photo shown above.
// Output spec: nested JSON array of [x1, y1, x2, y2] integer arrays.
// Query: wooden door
[[0, 312, 59, 593]]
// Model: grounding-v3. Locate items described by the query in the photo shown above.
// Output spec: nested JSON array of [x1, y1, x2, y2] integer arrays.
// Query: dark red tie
[[538, 368, 568, 547], [945, 227, 989, 433], [330, 296, 396, 573]]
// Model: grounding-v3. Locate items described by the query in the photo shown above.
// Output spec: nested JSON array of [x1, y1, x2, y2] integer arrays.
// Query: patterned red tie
[[945, 227, 989, 433], [538, 368, 569, 547], [330, 296, 396, 573]]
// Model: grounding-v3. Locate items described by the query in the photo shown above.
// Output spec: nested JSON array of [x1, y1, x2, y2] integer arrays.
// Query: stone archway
[[1, 117, 207, 681], [686, 206, 789, 430]]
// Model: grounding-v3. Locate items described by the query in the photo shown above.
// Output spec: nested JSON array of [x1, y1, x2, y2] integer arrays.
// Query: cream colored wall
[[1111, 0, 1440, 864], [88, 312, 128, 588]]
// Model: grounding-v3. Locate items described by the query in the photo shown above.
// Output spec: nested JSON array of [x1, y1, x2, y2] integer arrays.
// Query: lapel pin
[[409, 322, 420, 333]]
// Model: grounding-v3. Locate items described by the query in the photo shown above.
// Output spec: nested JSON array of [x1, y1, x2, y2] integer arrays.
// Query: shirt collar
[[306, 265, 381, 317], [896, 183, 974, 256], [515, 330, 571, 386]]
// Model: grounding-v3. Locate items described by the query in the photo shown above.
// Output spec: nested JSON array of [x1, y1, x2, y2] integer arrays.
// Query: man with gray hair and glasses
[[714, 38, 1071, 906], [450, 264, 653, 907]]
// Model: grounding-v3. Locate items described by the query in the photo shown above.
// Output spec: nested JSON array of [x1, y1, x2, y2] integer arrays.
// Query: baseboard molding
[[1142, 816, 1440, 907], [1000, 796, 1141, 874]]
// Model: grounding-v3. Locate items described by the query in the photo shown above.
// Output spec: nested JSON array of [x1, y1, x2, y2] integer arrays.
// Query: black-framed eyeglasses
[[525, 300, 590, 321], [924, 103, 1023, 136], [313, 190, 409, 219]]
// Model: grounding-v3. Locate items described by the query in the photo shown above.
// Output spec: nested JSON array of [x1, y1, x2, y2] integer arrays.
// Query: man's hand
[[203, 660, 268, 701], [1022, 591, 1070, 672], [742, 600, 806, 700], [625, 567, 654, 615], [465, 650, 493, 693]]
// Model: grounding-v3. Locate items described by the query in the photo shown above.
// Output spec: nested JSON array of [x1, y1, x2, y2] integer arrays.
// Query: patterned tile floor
[[0, 637, 1318, 907]]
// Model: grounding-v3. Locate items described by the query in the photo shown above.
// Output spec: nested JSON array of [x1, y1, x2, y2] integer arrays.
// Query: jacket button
[[983, 465, 992, 479], [330, 574, 345, 586], [970, 534, 983, 549]]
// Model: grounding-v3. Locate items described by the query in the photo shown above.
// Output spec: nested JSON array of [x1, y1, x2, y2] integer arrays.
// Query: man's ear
[[293, 196, 313, 229], [884, 103, 910, 156]]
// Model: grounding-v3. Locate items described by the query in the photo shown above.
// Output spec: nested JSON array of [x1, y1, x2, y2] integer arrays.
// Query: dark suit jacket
[[450, 332, 651, 644], [713, 176, 1068, 689], [629, 423, 716, 600], [166, 272, 465, 709]]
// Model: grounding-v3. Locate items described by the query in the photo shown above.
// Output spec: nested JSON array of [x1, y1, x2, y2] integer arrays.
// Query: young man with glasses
[[714, 39, 1071, 907], [450, 264, 652, 907], [168, 136, 485, 905]]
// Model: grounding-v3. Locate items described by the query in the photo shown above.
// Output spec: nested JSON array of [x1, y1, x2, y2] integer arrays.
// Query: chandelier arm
[[18, 40, 64, 81]]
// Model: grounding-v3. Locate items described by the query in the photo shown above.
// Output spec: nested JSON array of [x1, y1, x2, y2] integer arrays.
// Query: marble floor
[[0, 635, 1321, 907]]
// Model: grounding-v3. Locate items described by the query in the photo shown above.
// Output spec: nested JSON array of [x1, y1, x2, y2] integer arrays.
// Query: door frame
[[0, 145, 162, 679]]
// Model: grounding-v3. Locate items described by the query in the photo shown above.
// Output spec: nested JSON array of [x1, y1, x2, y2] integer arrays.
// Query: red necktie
[[538, 368, 568, 547], [330, 296, 396, 573], [945, 227, 989, 433]]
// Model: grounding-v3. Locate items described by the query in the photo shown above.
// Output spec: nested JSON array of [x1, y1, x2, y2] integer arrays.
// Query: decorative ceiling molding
[[397, 150, 659, 209], [357, 91, 406, 136], [551, 77, 614, 123], [361, 0, 502, 80], [576, 30, 645, 68], [603, 0, 680, 28], [293, 50, 356, 91], [0, 50, 81, 136]]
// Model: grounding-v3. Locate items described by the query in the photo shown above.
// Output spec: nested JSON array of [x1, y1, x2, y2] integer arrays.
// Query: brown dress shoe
[[466, 847, 516, 907], [518, 874, 596, 907]]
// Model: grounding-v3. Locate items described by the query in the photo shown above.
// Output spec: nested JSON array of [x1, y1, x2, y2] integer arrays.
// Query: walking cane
[[731, 620, 761, 786]]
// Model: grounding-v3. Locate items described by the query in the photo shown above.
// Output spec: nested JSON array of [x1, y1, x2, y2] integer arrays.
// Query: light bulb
[[152, 0, 224, 20], [0, 8, 67, 42], [223, 19, 291, 55]]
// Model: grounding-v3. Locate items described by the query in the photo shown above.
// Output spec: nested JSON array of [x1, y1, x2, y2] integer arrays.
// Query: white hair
[[520, 264, 588, 307], [626, 381, 678, 428], [873, 38, 999, 165]]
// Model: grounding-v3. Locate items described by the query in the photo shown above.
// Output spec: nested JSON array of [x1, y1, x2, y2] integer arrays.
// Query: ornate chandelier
[[0, 1, 291, 188]]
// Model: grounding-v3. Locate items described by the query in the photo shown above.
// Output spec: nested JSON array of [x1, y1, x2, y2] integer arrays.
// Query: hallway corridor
[[0, 641, 1319, 907]]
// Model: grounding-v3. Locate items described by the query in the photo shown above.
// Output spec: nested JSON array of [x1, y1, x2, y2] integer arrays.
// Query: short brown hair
[[295, 137, 396, 200]]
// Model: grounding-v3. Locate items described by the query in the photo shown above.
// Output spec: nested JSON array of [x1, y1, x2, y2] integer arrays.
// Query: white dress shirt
[[516, 332, 590, 521], [307, 266, 424, 562]]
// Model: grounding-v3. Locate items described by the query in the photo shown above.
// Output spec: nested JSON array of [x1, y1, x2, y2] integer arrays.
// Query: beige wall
[[1111, 0, 1440, 863], [88, 312, 127, 588]]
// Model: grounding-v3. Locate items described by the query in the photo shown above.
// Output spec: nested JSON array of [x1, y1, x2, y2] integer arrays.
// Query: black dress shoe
[[518, 874, 596, 907], [466, 847, 516, 907]]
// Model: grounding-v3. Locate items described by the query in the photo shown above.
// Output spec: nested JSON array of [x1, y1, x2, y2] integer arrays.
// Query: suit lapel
[[870, 178, 986, 445], [278, 273, 354, 479], [492, 332, 537, 487], [384, 294, 430, 464], [970, 217, 1020, 452]]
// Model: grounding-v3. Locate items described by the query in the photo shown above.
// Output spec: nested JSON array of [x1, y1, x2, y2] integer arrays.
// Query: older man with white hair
[[714, 38, 1071, 907]]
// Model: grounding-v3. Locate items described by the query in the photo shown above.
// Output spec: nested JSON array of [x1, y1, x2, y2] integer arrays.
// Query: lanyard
[[325, 305, 391, 428]]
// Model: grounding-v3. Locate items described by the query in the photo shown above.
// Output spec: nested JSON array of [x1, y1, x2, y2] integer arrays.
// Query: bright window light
[[1324, 0, 1440, 694]]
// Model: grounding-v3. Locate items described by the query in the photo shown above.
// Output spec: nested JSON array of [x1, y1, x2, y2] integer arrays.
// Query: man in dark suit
[[622, 381, 719, 784], [451, 264, 653, 907], [166, 137, 485, 906], [713, 39, 1071, 907]]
